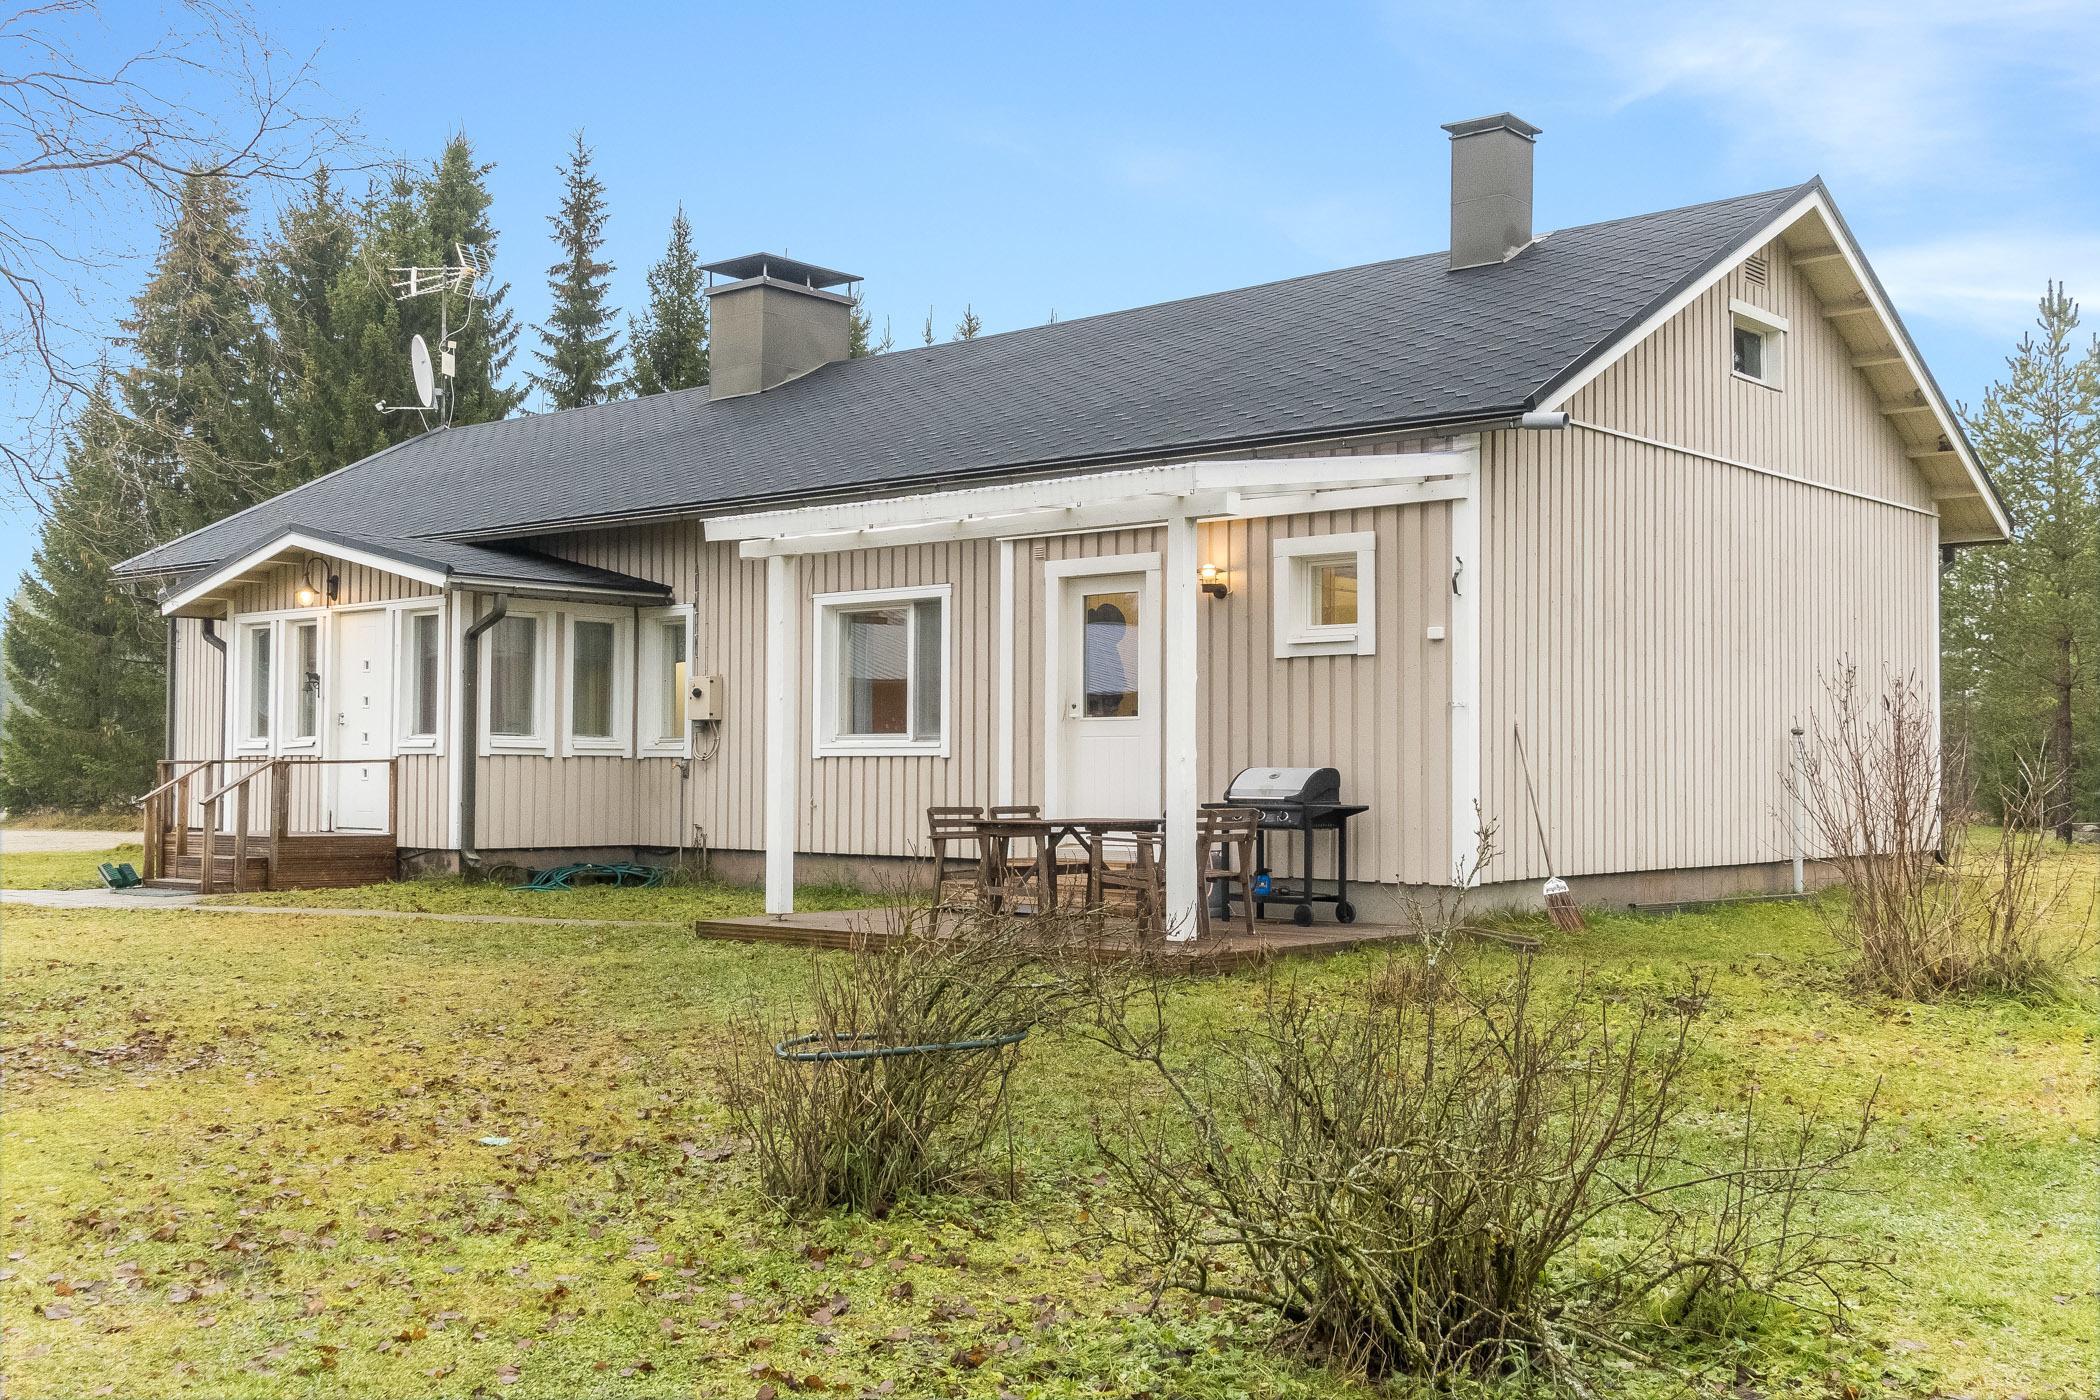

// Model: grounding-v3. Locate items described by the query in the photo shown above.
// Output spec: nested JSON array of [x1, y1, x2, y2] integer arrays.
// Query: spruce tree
[[848, 287, 891, 358], [530, 132, 620, 409], [0, 386, 168, 810], [422, 133, 523, 424], [1942, 282, 2100, 830], [261, 166, 360, 489], [628, 204, 707, 394], [952, 304, 983, 341], [922, 307, 936, 347]]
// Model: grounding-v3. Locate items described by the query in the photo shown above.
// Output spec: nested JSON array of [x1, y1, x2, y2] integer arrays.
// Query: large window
[[399, 608, 442, 747], [562, 612, 632, 754], [813, 586, 949, 756], [486, 613, 541, 742], [242, 623, 273, 744], [1273, 532, 1377, 657], [638, 607, 694, 755], [288, 620, 320, 744]]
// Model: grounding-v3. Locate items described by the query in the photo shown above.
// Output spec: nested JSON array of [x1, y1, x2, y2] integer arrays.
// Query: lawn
[[0, 843, 143, 890], [203, 871, 888, 923], [1, 856, 2093, 1398]]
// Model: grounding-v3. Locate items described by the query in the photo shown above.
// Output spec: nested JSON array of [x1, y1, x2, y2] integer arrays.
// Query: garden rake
[[1513, 724, 1584, 932]]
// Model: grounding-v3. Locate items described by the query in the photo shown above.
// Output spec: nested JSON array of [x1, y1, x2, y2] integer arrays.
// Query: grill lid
[[1224, 766, 1342, 804]]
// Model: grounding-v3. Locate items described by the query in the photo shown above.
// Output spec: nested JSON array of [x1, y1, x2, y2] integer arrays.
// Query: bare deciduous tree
[[1, 0, 349, 503]]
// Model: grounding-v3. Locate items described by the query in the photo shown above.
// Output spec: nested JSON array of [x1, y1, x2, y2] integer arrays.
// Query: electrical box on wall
[[688, 674, 724, 723]]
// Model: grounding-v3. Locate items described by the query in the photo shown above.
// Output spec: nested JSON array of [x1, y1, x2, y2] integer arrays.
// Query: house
[[115, 114, 2007, 925]]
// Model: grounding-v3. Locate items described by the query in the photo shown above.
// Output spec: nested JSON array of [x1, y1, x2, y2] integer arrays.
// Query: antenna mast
[[375, 244, 487, 426]]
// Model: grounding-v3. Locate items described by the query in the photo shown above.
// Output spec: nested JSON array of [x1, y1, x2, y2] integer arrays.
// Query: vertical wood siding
[[1478, 243, 1940, 882]]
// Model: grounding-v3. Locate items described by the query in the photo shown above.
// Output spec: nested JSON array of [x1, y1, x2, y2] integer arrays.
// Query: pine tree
[[422, 132, 523, 425], [116, 170, 275, 537], [260, 166, 360, 489], [530, 132, 620, 409], [847, 287, 891, 358], [1942, 283, 2100, 831], [627, 204, 707, 394], [953, 304, 983, 341], [922, 306, 936, 347], [0, 385, 168, 810]]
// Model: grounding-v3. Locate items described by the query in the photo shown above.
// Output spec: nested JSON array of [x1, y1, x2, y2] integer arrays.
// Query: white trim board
[[163, 533, 447, 616]]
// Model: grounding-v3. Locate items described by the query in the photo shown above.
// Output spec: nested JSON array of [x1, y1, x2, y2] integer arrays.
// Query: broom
[[1513, 724, 1584, 932]]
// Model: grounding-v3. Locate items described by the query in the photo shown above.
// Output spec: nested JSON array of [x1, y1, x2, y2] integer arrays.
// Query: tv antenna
[[376, 243, 488, 426]]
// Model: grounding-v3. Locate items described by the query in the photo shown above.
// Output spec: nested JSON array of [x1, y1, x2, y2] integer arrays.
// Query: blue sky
[[4, 0, 2097, 592]]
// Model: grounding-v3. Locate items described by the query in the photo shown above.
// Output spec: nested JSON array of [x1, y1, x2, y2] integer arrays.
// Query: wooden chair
[[1197, 806, 1260, 940], [1094, 828, 1166, 937], [926, 806, 986, 910]]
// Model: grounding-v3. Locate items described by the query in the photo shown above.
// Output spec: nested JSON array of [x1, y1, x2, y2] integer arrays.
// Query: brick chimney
[[700, 253, 859, 398], [1440, 114, 1542, 270]]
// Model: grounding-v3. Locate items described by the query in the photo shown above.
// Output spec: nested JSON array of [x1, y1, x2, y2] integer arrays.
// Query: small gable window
[[1728, 297, 1788, 388]]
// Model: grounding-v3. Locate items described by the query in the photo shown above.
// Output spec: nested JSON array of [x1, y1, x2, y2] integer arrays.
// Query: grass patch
[[1, 849, 2093, 1397], [205, 872, 888, 922], [1, 844, 143, 890]]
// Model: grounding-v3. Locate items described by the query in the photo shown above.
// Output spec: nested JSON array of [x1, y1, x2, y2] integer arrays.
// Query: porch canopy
[[705, 445, 1481, 934], [158, 526, 671, 618]]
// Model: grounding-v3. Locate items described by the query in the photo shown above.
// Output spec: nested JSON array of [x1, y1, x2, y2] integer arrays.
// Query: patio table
[[970, 815, 1164, 915]]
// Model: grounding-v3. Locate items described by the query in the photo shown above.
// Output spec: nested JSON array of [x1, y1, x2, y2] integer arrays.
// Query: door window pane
[[488, 615, 537, 737], [840, 605, 909, 735], [658, 620, 687, 742], [1081, 590, 1139, 717], [291, 622, 319, 739], [410, 612, 440, 736], [246, 626, 272, 740], [1308, 559, 1358, 628], [571, 619, 616, 739]]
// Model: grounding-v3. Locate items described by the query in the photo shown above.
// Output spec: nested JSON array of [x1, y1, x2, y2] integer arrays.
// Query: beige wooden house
[[117, 114, 2005, 925]]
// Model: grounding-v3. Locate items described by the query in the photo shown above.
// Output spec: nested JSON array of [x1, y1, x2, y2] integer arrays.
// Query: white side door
[[331, 610, 392, 831], [1048, 568, 1160, 817]]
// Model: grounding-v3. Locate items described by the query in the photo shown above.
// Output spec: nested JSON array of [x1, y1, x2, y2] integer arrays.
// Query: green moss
[[2, 845, 2094, 1397]]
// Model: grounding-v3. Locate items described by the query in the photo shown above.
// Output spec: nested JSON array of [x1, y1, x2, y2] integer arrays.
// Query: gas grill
[[1208, 767, 1369, 925]]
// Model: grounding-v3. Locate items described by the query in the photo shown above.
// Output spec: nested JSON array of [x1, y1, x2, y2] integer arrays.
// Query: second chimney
[[1440, 113, 1542, 270], [700, 253, 859, 398]]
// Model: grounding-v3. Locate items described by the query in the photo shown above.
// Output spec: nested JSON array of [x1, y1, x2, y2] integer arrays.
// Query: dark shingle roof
[[118, 183, 1811, 579], [255, 529, 671, 597]]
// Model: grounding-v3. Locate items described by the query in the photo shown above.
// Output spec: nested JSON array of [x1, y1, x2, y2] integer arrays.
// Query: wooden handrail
[[197, 758, 279, 807], [135, 757, 218, 807]]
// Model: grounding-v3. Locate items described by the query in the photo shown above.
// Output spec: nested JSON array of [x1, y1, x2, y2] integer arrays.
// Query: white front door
[[332, 611, 392, 831], [1048, 567, 1160, 816]]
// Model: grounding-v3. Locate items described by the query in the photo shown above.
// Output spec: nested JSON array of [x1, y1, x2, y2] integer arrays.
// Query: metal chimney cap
[[1440, 113, 1542, 142], [698, 252, 859, 290]]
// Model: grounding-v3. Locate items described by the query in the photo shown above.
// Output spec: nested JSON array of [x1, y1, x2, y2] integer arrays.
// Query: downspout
[[457, 595, 509, 871], [200, 620, 226, 763]]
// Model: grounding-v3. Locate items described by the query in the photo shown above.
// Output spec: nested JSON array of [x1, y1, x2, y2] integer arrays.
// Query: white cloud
[[1874, 231, 2100, 336]]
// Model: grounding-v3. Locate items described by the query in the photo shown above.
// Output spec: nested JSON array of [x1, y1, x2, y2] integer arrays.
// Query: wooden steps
[[151, 830, 396, 893]]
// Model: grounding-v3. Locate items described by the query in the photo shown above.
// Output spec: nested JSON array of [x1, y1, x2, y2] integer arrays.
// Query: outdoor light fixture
[[1198, 563, 1230, 598], [297, 556, 339, 608]]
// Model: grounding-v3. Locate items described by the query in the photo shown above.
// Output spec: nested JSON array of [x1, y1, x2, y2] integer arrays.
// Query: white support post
[[1162, 508, 1201, 939], [995, 538, 1016, 807], [1447, 436, 1483, 885], [763, 553, 797, 914]]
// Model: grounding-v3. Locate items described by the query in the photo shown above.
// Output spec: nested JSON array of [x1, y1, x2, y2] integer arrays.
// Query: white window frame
[[234, 619, 276, 753], [560, 607, 634, 757], [1728, 297, 1788, 389], [395, 604, 446, 753], [479, 607, 555, 756], [1273, 531, 1376, 658], [282, 616, 323, 752], [811, 583, 952, 758], [637, 603, 696, 757]]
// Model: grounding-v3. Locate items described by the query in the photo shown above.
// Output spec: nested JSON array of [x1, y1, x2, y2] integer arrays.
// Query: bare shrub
[[1787, 665, 2092, 999], [1087, 953, 1871, 1386], [722, 905, 1089, 1216]]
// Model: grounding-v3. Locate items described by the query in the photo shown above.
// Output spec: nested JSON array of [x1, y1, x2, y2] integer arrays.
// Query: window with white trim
[[287, 619, 321, 746], [398, 607, 443, 748], [1728, 297, 1787, 388], [813, 585, 949, 756], [638, 606, 694, 754], [1273, 532, 1377, 657], [562, 611, 633, 755], [485, 612, 546, 748], [241, 622, 273, 745]]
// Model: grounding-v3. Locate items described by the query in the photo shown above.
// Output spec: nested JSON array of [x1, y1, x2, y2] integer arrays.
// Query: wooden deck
[[692, 905, 1431, 971]]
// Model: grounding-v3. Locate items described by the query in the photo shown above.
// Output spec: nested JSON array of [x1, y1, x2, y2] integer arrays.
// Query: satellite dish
[[409, 335, 435, 409]]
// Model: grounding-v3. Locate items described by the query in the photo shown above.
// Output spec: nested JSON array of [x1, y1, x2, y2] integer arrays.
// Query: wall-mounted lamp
[[296, 556, 339, 609], [1198, 563, 1230, 599]]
